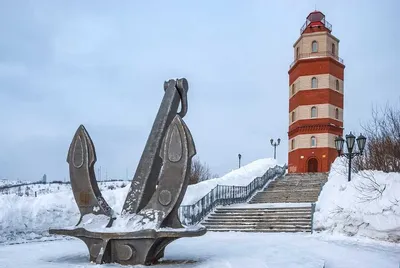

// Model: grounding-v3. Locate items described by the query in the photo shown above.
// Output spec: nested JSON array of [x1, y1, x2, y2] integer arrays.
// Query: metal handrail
[[290, 51, 344, 68], [178, 164, 287, 225], [300, 18, 332, 34]]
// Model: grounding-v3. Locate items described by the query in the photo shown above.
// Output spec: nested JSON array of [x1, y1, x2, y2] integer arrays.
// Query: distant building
[[288, 11, 344, 173]]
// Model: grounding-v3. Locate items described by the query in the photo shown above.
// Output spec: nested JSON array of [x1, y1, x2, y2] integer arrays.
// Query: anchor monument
[[50, 78, 206, 265]]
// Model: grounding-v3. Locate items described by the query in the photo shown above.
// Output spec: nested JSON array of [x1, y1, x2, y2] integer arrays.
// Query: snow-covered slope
[[0, 158, 280, 244], [313, 157, 400, 242], [182, 158, 279, 206]]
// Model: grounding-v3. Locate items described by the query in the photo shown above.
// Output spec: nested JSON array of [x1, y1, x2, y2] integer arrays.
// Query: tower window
[[291, 111, 296, 122], [296, 47, 300, 59], [312, 41, 318, 52], [291, 139, 295, 150], [291, 84, 295, 95], [311, 106, 317, 118], [335, 108, 339, 120], [311, 136, 317, 147], [332, 43, 336, 56], [311, 77, 318, 88], [335, 80, 339, 91]]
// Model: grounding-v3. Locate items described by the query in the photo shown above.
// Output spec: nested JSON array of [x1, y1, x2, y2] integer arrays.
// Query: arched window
[[332, 43, 336, 55], [335, 108, 339, 120], [335, 80, 340, 91], [291, 84, 295, 95], [291, 139, 295, 150], [296, 47, 300, 59], [311, 106, 317, 118], [312, 41, 318, 52], [311, 136, 317, 147], [311, 77, 318, 88], [291, 111, 296, 122]]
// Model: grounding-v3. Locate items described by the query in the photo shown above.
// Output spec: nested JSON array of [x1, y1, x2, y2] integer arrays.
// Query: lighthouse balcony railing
[[300, 18, 332, 34], [290, 51, 344, 68]]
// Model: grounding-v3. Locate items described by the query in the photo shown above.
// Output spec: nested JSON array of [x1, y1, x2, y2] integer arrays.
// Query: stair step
[[206, 229, 311, 233], [205, 225, 311, 230], [215, 208, 311, 212], [207, 213, 311, 219], [204, 220, 311, 224], [212, 211, 311, 215], [249, 200, 317, 203]]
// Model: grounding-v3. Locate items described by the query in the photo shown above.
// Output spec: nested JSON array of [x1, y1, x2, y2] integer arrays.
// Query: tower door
[[307, 158, 318, 173]]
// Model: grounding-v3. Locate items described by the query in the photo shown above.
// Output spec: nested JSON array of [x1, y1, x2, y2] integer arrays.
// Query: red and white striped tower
[[288, 11, 345, 173]]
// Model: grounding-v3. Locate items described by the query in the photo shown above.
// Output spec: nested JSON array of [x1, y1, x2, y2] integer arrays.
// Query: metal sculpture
[[50, 78, 206, 265]]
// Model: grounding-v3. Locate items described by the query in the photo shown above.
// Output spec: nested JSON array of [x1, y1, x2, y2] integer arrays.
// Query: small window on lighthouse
[[335, 108, 339, 120], [332, 43, 336, 56], [291, 139, 295, 150], [296, 47, 300, 59], [291, 84, 295, 95], [312, 41, 318, 52], [311, 77, 318, 88], [311, 136, 317, 147], [311, 106, 317, 118], [291, 111, 296, 122], [335, 80, 340, 91]]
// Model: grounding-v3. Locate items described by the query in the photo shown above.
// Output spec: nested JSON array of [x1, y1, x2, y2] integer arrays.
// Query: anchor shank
[[122, 79, 185, 214]]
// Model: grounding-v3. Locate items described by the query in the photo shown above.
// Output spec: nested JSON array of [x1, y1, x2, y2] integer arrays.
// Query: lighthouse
[[288, 11, 345, 173]]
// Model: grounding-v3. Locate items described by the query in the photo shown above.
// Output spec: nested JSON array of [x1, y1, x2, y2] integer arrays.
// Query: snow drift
[[182, 158, 278, 206], [0, 158, 279, 244], [313, 157, 400, 242]]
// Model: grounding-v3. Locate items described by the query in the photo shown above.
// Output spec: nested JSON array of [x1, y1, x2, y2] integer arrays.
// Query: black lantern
[[337, 132, 367, 182], [335, 136, 345, 154], [346, 132, 356, 153], [356, 134, 367, 154]]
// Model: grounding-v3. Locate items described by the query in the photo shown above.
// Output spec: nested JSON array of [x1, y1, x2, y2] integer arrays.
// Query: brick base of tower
[[288, 147, 338, 173]]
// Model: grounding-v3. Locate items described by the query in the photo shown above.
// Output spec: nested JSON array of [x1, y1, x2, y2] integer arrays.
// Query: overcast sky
[[0, 0, 399, 181]]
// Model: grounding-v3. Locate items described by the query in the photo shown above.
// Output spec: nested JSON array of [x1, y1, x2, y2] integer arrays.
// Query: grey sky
[[0, 0, 399, 181]]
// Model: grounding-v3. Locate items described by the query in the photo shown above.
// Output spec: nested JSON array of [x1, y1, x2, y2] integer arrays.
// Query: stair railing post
[[311, 203, 316, 234]]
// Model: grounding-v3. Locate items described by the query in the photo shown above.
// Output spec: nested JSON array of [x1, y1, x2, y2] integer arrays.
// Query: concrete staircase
[[203, 205, 312, 232], [202, 173, 328, 233], [249, 173, 327, 204]]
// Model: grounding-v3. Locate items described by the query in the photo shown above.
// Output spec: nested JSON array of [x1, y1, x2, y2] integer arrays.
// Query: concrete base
[[49, 226, 206, 265]]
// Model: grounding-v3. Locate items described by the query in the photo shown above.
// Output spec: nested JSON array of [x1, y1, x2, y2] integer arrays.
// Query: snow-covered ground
[[0, 180, 128, 197], [0, 232, 399, 268], [314, 158, 400, 242], [182, 158, 279, 205], [0, 158, 280, 244]]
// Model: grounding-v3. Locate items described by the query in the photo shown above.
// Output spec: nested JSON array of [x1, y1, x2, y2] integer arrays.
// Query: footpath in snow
[[0, 232, 398, 268]]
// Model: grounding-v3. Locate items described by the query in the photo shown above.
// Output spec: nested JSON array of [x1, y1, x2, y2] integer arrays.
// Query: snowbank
[[0, 158, 279, 243], [313, 157, 400, 242], [0, 186, 130, 244], [181, 158, 278, 206]]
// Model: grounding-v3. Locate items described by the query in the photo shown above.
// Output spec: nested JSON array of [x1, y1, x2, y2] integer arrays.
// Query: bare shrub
[[355, 99, 400, 172], [188, 158, 218, 185]]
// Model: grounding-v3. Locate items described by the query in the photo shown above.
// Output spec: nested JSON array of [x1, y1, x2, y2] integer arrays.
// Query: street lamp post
[[238, 154, 242, 168], [270, 138, 281, 160], [334, 132, 367, 182]]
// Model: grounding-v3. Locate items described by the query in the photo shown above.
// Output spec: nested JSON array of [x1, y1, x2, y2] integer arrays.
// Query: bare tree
[[355, 99, 400, 172], [188, 158, 218, 185]]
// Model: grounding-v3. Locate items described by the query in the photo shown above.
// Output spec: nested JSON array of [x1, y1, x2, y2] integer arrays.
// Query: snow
[[0, 158, 278, 243], [181, 158, 279, 206], [0, 184, 131, 244], [0, 232, 399, 268], [314, 157, 400, 242]]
